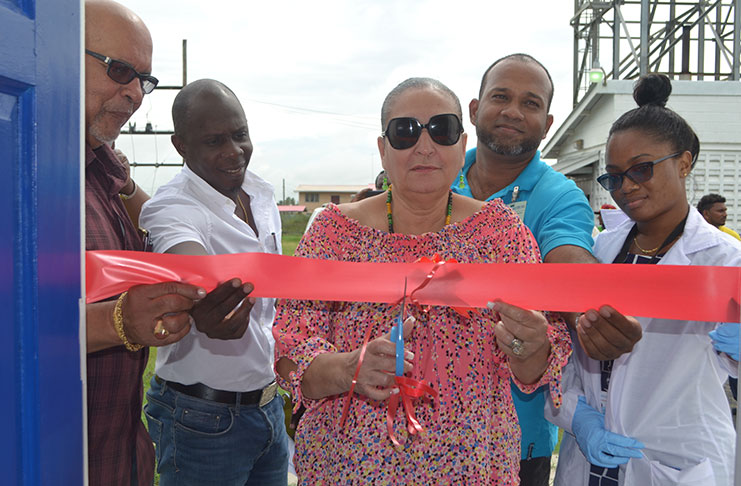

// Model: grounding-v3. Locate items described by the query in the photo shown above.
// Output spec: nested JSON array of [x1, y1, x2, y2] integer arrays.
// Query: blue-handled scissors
[[389, 278, 407, 377]]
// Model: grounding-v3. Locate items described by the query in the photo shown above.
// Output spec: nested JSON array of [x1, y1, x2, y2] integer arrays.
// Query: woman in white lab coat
[[547, 74, 740, 486]]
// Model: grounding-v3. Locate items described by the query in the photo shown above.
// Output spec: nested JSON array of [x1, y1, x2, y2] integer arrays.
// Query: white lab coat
[[547, 207, 741, 486]]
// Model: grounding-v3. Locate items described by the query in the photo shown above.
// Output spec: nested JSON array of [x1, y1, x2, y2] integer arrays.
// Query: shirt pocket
[[625, 456, 715, 486]]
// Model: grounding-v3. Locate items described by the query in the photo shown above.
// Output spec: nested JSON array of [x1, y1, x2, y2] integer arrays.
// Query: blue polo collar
[[458, 149, 546, 203]]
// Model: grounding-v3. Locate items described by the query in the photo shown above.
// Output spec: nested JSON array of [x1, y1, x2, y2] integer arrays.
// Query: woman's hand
[[295, 316, 416, 401], [489, 300, 551, 384], [345, 316, 416, 401]]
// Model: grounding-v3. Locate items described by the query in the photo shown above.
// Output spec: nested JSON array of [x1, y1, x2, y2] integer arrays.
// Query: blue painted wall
[[0, 0, 83, 483]]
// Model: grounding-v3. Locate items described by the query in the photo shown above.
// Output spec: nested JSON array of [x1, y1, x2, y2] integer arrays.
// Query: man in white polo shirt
[[140, 79, 287, 485]]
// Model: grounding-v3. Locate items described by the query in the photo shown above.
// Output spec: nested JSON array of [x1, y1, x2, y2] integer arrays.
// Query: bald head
[[84, 0, 153, 147], [169, 79, 252, 198], [172, 79, 242, 139], [86, 0, 152, 50]]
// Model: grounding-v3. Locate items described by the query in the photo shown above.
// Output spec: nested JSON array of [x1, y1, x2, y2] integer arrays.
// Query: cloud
[[119, 0, 575, 198]]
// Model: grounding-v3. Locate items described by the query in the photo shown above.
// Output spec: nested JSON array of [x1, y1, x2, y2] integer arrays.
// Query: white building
[[543, 80, 741, 230]]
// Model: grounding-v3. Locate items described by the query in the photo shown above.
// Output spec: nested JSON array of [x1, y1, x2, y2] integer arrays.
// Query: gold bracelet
[[113, 291, 143, 351]]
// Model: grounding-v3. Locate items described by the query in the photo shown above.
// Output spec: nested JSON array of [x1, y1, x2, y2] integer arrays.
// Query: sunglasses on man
[[383, 113, 463, 150], [85, 49, 159, 95], [597, 152, 681, 191]]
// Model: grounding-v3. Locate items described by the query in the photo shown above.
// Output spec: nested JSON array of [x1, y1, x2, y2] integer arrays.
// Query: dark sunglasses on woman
[[383, 113, 463, 150], [597, 152, 681, 191], [85, 49, 159, 95]]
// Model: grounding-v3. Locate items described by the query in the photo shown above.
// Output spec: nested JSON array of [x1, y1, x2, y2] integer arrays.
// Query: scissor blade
[[400, 277, 407, 320]]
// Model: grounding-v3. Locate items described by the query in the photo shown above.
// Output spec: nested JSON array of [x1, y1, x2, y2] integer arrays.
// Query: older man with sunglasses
[[84, 2, 250, 485], [453, 54, 644, 486]]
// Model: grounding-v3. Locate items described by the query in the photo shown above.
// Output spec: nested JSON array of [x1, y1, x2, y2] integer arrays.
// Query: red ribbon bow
[[340, 255, 458, 446], [387, 376, 437, 446]]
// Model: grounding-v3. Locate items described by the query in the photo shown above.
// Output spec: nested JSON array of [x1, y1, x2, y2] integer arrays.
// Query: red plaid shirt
[[85, 143, 154, 486]]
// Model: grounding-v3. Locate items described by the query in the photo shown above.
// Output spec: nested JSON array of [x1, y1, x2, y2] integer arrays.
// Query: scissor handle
[[392, 314, 405, 377]]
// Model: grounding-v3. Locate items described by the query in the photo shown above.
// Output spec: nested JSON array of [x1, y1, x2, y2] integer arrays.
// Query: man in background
[[698, 193, 741, 241], [454, 53, 643, 485]]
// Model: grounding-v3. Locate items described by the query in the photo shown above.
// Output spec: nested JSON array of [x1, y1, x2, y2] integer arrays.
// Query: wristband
[[113, 291, 143, 351]]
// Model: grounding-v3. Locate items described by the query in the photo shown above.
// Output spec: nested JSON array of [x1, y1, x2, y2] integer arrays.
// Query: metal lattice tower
[[571, 0, 741, 105]]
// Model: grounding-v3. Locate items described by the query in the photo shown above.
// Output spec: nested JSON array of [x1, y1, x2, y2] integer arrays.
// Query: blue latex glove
[[572, 396, 645, 468], [709, 323, 740, 361]]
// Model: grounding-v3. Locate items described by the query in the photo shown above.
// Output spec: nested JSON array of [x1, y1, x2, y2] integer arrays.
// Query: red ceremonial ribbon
[[86, 250, 741, 323], [86, 250, 740, 446]]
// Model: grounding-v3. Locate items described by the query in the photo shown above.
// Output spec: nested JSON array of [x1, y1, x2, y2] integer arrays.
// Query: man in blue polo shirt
[[454, 53, 643, 486]]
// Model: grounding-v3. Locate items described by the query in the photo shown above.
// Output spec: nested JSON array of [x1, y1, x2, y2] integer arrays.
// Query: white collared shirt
[[140, 164, 281, 391]]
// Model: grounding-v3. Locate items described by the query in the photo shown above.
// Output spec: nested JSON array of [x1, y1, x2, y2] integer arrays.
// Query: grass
[[280, 212, 311, 236], [141, 349, 158, 484], [280, 212, 310, 256], [282, 234, 302, 256]]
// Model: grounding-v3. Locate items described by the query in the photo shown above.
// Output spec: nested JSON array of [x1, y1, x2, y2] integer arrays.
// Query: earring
[[382, 175, 389, 191], [458, 172, 466, 189]]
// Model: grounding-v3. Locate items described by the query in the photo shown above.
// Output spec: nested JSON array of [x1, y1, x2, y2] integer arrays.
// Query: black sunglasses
[[85, 49, 159, 94], [597, 152, 681, 191], [383, 114, 463, 150]]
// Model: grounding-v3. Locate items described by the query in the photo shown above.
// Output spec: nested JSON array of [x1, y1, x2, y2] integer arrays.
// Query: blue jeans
[[145, 377, 288, 486]]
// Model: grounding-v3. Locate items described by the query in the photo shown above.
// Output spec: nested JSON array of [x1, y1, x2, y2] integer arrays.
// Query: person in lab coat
[[547, 73, 740, 486]]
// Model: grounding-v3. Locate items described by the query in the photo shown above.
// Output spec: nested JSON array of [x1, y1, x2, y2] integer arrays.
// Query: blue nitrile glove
[[572, 396, 645, 468], [709, 323, 740, 361]]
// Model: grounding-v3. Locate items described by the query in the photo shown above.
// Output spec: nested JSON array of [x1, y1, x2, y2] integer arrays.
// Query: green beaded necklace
[[386, 185, 453, 233]]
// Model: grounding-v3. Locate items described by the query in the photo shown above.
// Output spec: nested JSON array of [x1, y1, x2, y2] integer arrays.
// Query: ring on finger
[[510, 337, 524, 356], [154, 319, 169, 337]]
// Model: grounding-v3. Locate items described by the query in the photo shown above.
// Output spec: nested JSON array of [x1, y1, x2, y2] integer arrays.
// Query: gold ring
[[154, 319, 169, 337]]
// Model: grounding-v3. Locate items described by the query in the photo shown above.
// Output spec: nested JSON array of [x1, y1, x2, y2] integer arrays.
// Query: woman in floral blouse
[[274, 77, 571, 485]]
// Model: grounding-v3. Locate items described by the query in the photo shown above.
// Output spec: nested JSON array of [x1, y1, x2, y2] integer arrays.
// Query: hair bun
[[633, 74, 672, 108]]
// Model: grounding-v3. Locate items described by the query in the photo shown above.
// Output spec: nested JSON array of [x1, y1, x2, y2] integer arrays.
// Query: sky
[[115, 0, 581, 201]]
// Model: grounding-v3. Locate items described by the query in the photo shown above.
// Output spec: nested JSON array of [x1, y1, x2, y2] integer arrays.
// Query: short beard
[[88, 117, 122, 146], [477, 126, 540, 157]]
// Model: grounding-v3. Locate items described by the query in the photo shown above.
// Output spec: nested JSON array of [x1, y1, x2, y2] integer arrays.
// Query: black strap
[[613, 210, 689, 264]]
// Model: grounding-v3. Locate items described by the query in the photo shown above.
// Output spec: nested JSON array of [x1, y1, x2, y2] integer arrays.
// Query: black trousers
[[519, 456, 551, 486]]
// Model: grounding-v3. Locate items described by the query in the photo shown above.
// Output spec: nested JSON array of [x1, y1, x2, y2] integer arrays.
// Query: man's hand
[[120, 281, 206, 347], [576, 305, 642, 361], [112, 146, 137, 197], [190, 278, 255, 340], [543, 247, 643, 361]]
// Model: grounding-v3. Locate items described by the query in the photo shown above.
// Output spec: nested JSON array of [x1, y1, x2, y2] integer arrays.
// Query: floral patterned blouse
[[274, 200, 571, 485]]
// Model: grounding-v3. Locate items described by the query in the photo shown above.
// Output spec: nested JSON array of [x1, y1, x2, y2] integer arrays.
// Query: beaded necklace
[[386, 185, 453, 233]]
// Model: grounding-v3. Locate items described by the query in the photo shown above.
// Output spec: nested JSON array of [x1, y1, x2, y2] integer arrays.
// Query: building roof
[[296, 184, 371, 193], [542, 80, 631, 161], [277, 205, 306, 212], [543, 79, 741, 175]]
